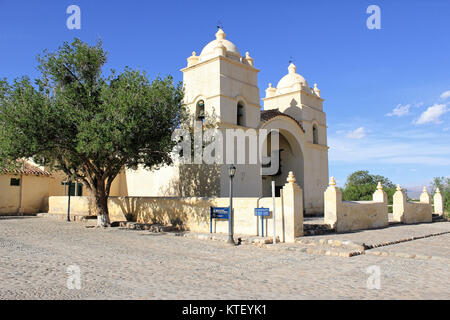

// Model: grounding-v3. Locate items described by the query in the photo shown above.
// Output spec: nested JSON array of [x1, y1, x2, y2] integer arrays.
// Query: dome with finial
[[199, 28, 241, 61], [276, 63, 308, 95]]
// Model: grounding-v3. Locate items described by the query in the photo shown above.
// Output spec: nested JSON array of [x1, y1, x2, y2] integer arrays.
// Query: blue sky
[[1, 0, 449, 191]]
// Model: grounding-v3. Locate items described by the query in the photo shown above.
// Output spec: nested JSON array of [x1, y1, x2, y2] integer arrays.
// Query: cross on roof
[[217, 21, 223, 30]]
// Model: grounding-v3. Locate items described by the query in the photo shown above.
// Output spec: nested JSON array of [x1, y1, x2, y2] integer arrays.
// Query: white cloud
[[386, 104, 410, 117], [346, 127, 366, 139], [440, 90, 450, 100], [414, 104, 449, 125]]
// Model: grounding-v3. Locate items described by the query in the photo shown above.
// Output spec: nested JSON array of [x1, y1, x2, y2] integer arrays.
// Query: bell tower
[[181, 29, 261, 128]]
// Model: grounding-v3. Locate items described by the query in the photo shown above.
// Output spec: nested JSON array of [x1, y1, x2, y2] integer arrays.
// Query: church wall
[[123, 165, 181, 197], [218, 58, 260, 128], [299, 91, 323, 111], [303, 145, 329, 214], [263, 91, 326, 127], [182, 59, 222, 118], [218, 163, 262, 198]]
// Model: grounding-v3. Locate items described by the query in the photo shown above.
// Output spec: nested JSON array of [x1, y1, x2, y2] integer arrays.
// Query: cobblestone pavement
[[0, 217, 449, 300], [302, 221, 450, 246]]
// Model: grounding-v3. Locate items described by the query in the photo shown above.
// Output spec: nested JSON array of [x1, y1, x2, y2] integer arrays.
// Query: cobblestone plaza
[[1, 217, 448, 299]]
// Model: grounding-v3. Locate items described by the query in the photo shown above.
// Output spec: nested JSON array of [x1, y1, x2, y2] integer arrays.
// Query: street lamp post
[[66, 179, 71, 222], [227, 164, 236, 245]]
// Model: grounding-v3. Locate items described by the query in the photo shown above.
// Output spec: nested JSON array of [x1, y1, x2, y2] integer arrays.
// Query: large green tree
[[342, 170, 397, 205], [0, 39, 185, 226]]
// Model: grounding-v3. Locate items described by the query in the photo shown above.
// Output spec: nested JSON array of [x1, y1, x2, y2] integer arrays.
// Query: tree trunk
[[93, 182, 110, 228]]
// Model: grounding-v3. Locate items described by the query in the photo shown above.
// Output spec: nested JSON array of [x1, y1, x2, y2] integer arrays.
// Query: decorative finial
[[329, 177, 336, 186], [287, 171, 296, 183], [436, 187, 441, 193], [289, 56, 294, 64], [377, 182, 383, 190], [268, 83, 272, 88], [288, 62, 296, 74], [396, 184, 402, 191], [217, 21, 223, 30], [192, 51, 196, 56], [422, 186, 428, 193], [215, 28, 226, 40], [313, 83, 321, 97], [246, 51, 250, 58]]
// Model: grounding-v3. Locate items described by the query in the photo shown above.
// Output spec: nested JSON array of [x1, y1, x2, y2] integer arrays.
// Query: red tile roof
[[260, 109, 305, 133], [1, 161, 51, 176]]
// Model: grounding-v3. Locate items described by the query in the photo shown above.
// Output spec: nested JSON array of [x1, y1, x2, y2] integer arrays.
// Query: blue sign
[[254, 208, 270, 237], [210, 207, 230, 233], [211, 207, 230, 219], [254, 208, 270, 217]]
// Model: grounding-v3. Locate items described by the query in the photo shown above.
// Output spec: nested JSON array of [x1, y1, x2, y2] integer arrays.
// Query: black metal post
[[66, 180, 71, 222], [227, 173, 235, 245]]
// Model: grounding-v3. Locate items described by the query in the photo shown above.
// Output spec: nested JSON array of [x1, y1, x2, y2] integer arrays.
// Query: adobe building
[[123, 29, 329, 214]]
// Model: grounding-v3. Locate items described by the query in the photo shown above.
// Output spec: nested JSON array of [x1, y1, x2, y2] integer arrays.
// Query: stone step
[[432, 214, 447, 222], [303, 223, 335, 236]]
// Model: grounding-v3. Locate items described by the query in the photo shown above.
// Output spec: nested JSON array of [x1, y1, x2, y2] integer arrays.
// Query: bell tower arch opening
[[261, 128, 304, 198]]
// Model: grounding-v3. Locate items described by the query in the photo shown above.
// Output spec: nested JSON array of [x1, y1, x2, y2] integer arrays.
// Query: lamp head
[[228, 164, 236, 178]]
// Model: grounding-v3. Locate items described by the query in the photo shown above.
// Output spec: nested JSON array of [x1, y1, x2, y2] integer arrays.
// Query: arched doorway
[[260, 118, 305, 199]]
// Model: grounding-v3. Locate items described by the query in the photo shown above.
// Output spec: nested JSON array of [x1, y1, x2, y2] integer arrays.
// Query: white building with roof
[[119, 28, 329, 214]]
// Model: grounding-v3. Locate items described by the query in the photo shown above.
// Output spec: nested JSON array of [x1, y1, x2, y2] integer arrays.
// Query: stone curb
[[296, 238, 365, 251], [362, 231, 450, 250], [173, 231, 280, 246]]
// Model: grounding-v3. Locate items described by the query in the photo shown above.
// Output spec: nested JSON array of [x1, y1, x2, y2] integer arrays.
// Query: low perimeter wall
[[393, 186, 432, 224], [49, 172, 304, 243], [324, 179, 389, 233]]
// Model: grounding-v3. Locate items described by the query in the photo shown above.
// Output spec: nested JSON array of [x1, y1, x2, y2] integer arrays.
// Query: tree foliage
[[342, 170, 397, 205], [0, 38, 186, 226]]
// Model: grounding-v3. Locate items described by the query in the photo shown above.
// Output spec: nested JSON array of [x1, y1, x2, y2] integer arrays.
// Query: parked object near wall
[[433, 188, 444, 216], [393, 186, 432, 224], [324, 178, 389, 233], [48, 172, 304, 243]]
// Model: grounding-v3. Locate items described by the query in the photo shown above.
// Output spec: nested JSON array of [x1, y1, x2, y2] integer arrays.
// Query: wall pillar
[[281, 171, 303, 242], [324, 177, 342, 229], [420, 187, 431, 204], [433, 188, 444, 216], [373, 182, 388, 204], [393, 185, 406, 223]]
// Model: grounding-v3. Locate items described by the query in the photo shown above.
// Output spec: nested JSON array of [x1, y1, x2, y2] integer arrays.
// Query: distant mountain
[[405, 185, 431, 200]]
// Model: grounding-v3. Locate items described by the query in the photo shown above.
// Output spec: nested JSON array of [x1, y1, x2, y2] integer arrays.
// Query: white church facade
[[122, 28, 329, 214]]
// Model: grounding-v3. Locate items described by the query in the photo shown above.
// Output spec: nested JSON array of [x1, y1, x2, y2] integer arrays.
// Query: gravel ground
[[0, 217, 449, 300]]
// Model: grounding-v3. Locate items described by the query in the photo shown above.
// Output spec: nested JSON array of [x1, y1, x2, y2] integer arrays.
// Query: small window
[[62, 181, 83, 196], [10, 178, 20, 186], [196, 100, 205, 121], [237, 102, 245, 126], [313, 124, 319, 144]]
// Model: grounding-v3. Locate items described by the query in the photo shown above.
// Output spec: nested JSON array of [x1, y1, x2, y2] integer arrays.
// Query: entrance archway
[[260, 117, 305, 199]]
